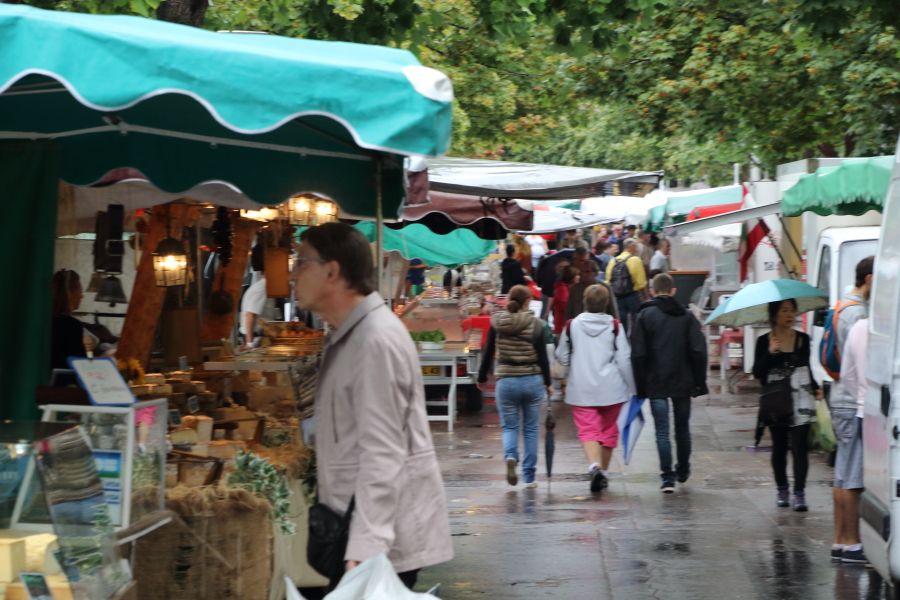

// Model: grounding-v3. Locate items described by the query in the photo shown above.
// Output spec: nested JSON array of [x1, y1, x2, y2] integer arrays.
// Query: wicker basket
[[132, 487, 273, 600]]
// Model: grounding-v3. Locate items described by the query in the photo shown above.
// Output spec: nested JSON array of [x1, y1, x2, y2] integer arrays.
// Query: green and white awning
[[0, 4, 454, 217], [782, 156, 893, 217]]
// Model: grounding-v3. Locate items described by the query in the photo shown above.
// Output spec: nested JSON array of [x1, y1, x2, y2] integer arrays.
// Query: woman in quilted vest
[[477, 285, 551, 488]]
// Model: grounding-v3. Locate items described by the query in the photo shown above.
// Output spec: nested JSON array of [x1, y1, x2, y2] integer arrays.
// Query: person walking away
[[477, 285, 552, 488], [526, 234, 548, 271], [291, 223, 453, 588], [631, 274, 708, 493], [650, 239, 671, 277], [500, 244, 527, 294], [565, 260, 599, 321], [511, 234, 533, 276], [556, 284, 635, 492], [551, 265, 578, 337], [571, 243, 597, 284], [829, 256, 874, 562], [752, 299, 821, 511], [606, 239, 647, 334]]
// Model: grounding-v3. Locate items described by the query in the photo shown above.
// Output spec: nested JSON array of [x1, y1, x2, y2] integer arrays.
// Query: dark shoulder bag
[[307, 495, 355, 584], [758, 335, 798, 426], [759, 376, 793, 425]]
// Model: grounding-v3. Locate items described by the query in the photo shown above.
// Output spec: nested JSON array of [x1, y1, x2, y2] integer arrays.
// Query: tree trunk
[[156, 0, 208, 26]]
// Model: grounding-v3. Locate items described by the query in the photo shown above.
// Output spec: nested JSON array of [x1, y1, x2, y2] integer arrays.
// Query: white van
[[807, 225, 880, 385], [861, 145, 900, 589]]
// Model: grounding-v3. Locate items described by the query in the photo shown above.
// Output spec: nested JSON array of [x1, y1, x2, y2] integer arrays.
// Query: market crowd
[[481, 225, 705, 493], [481, 230, 877, 567]]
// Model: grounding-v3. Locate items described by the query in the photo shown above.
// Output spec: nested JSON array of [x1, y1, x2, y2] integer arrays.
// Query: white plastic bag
[[326, 554, 439, 600]]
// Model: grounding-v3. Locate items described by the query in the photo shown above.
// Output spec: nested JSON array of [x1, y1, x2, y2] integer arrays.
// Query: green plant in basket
[[228, 451, 296, 535], [409, 330, 446, 343]]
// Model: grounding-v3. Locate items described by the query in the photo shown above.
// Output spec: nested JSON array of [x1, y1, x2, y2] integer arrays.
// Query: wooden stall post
[[117, 204, 200, 368], [201, 218, 259, 342]]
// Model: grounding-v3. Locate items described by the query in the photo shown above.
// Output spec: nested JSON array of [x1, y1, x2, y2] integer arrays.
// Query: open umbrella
[[617, 396, 645, 466], [705, 279, 827, 327]]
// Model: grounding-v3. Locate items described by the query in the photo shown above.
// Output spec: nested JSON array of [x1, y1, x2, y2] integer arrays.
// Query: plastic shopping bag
[[809, 399, 836, 451], [324, 554, 439, 600]]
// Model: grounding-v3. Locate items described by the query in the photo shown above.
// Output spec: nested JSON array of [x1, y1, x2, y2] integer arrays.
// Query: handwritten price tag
[[69, 357, 135, 406]]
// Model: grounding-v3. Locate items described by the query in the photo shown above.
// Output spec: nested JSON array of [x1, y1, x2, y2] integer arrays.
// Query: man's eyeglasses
[[294, 256, 326, 267]]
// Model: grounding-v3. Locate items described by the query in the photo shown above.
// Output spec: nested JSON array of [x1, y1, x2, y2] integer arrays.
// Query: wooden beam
[[201, 218, 260, 342], [117, 204, 200, 368]]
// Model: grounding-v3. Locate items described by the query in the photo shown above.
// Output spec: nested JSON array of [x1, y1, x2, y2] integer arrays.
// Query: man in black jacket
[[631, 273, 708, 493]]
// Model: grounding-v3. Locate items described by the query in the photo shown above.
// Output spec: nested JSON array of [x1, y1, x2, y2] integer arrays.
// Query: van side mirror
[[813, 306, 828, 327]]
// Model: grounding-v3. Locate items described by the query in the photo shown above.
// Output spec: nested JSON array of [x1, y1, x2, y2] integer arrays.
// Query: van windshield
[[839, 239, 878, 296]]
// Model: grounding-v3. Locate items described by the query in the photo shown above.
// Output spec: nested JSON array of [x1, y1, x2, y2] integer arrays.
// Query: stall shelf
[[0, 422, 134, 600]]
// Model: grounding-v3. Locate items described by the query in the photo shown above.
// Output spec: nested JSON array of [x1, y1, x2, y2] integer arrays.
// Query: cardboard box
[[0, 539, 25, 583]]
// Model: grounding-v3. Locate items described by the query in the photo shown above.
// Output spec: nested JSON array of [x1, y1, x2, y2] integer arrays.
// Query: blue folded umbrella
[[617, 396, 645, 466]]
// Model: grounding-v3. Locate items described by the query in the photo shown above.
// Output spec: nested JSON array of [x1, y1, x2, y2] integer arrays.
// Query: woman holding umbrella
[[707, 280, 826, 511], [752, 299, 821, 511]]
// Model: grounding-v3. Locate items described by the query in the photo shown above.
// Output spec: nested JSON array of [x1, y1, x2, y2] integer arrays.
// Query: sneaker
[[841, 548, 869, 565], [675, 465, 690, 484], [777, 488, 790, 508], [590, 468, 608, 492], [523, 480, 538, 489], [830, 547, 844, 562], [792, 492, 808, 512], [660, 480, 675, 494], [505, 458, 518, 486]]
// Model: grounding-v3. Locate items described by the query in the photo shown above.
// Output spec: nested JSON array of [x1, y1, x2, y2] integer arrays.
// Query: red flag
[[739, 219, 770, 281], [739, 184, 770, 281]]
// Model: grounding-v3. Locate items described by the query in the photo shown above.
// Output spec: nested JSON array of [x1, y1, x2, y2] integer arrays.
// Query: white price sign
[[69, 357, 135, 406]]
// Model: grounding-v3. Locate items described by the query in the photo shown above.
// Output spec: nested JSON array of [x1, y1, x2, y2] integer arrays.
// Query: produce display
[[409, 330, 446, 343]]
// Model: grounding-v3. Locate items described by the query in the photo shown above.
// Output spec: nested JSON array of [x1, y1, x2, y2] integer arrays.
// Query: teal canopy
[[782, 156, 893, 217], [0, 4, 454, 217], [357, 223, 494, 267]]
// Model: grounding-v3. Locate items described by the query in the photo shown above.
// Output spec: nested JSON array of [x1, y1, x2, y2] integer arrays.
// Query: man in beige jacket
[[292, 222, 453, 589]]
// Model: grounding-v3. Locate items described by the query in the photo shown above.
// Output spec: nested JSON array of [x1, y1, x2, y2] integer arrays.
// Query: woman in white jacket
[[556, 284, 636, 492]]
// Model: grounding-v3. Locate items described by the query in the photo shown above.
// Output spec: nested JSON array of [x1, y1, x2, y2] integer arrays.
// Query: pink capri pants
[[571, 404, 624, 447]]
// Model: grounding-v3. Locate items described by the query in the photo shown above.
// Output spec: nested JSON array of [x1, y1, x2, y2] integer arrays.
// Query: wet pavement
[[418, 378, 892, 599]]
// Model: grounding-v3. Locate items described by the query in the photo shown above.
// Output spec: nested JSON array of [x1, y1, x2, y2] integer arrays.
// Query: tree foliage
[[8, 0, 900, 185]]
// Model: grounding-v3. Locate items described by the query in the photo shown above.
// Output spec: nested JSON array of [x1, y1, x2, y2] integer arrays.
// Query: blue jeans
[[650, 397, 691, 482], [496, 374, 545, 483]]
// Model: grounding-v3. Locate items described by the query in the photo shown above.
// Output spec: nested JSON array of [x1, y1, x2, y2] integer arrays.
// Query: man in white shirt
[[831, 317, 869, 564], [239, 275, 267, 348]]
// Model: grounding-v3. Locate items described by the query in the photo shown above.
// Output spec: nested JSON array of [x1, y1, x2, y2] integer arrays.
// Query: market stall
[[0, 4, 453, 598]]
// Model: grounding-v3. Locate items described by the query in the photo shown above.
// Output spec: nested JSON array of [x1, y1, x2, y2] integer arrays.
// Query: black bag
[[610, 257, 635, 297], [759, 375, 793, 425], [307, 496, 355, 583]]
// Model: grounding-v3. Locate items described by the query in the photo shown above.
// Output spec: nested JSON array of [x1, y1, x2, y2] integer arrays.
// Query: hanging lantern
[[152, 237, 188, 287], [286, 194, 338, 226], [313, 199, 338, 224], [287, 195, 313, 226]]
